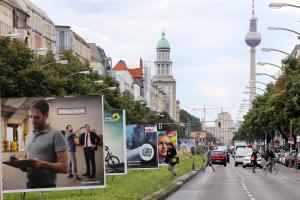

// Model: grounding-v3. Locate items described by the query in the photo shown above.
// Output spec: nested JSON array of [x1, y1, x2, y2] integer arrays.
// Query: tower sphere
[[245, 31, 261, 47]]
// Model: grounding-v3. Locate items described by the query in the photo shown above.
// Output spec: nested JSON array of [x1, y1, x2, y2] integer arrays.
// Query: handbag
[[176, 156, 179, 164]]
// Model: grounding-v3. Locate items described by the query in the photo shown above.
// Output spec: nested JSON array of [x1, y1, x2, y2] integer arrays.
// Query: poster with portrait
[[1, 96, 106, 193], [104, 109, 127, 175], [157, 131, 177, 165], [178, 138, 195, 153], [126, 125, 158, 169]]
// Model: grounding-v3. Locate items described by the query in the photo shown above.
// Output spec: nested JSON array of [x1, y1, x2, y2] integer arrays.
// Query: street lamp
[[244, 91, 258, 96], [257, 62, 283, 71], [256, 73, 278, 80], [243, 99, 251, 102], [269, 3, 300, 9], [65, 71, 90, 78], [261, 48, 290, 56], [41, 60, 68, 67], [93, 80, 104, 84], [96, 86, 116, 94], [246, 86, 266, 93], [268, 26, 300, 36], [250, 81, 268, 87]]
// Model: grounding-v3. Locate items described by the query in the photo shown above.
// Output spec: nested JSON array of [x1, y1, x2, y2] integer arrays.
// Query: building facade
[[26, 0, 55, 55], [55, 25, 91, 62], [0, 0, 29, 38], [215, 112, 234, 145], [88, 43, 112, 75], [152, 32, 177, 120]]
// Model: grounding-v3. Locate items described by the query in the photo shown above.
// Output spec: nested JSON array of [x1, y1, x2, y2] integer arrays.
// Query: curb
[[142, 167, 204, 200]]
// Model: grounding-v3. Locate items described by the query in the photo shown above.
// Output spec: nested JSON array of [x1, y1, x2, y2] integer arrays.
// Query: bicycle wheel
[[262, 166, 269, 174], [107, 156, 120, 169]]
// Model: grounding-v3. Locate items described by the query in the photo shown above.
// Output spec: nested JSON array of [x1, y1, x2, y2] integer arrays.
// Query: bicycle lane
[[234, 164, 300, 200]]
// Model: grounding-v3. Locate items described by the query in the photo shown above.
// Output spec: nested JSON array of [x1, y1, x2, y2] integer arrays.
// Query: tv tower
[[245, 0, 261, 105]]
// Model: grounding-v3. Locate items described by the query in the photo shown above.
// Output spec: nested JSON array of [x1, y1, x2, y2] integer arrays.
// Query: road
[[166, 161, 300, 200]]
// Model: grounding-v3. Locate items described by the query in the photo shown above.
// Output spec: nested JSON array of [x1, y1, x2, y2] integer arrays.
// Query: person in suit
[[79, 124, 99, 179]]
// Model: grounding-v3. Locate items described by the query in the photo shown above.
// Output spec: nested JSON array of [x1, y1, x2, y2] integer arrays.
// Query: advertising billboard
[[178, 138, 195, 153], [104, 109, 127, 175], [1, 96, 106, 193], [157, 131, 177, 164], [126, 125, 158, 169]]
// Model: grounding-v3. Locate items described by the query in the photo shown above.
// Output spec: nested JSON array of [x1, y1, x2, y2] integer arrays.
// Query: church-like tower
[[153, 32, 177, 120]]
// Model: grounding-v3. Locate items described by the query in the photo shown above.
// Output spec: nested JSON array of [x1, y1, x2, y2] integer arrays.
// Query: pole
[[290, 120, 293, 153], [265, 131, 267, 153]]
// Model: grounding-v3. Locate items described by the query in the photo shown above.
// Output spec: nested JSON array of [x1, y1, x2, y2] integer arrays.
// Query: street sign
[[297, 136, 300, 143], [288, 136, 294, 144]]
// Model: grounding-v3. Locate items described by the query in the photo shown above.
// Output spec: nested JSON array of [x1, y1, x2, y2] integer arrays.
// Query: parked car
[[211, 150, 227, 167], [235, 148, 253, 167], [291, 153, 298, 165], [243, 153, 263, 168], [296, 154, 300, 169]]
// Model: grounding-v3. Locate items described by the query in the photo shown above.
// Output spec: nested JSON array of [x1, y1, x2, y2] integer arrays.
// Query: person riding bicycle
[[265, 148, 275, 172]]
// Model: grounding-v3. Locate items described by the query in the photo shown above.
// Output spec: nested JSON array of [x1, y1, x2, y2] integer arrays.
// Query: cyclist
[[265, 147, 275, 172]]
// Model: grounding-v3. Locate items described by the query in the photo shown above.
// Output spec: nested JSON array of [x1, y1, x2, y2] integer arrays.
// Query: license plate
[[215, 160, 221, 162]]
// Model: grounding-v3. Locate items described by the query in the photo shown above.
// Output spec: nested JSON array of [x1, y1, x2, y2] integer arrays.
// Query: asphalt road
[[166, 161, 300, 200]]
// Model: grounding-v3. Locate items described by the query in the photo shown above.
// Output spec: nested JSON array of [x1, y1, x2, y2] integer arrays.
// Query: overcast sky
[[31, 0, 300, 124]]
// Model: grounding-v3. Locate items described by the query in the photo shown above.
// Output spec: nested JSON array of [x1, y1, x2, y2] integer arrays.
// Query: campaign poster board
[[104, 109, 127, 175], [1, 96, 106, 193], [126, 125, 158, 169], [157, 131, 177, 165], [178, 138, 195, 153]]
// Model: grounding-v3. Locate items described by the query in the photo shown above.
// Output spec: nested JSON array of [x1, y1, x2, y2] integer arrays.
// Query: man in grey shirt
[[65, 125, 82, 180], [24, 99, 68, 188]]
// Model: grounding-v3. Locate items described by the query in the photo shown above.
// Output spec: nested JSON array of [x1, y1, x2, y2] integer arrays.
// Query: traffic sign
[[297, 136, 300, 143], [288, 136, 294, 144]]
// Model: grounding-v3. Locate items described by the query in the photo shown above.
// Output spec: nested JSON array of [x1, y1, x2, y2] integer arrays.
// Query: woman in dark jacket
[[165, 142, 177, 176]]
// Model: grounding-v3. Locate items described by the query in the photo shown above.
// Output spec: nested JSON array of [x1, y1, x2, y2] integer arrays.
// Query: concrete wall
[[47, 96, 103, 135]]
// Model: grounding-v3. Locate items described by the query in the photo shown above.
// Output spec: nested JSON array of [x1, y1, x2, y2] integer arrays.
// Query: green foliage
[[0, 36, 198, 133], [236, 56, 300, 145]]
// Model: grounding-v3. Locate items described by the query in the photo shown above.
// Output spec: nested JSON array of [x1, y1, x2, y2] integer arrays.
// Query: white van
[[235, 148, 253, 167]]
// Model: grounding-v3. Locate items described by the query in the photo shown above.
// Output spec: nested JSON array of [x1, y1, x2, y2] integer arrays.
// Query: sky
[[31, 0, 300, 125]]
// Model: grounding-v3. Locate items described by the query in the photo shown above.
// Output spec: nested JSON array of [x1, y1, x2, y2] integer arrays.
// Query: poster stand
[[37, 192, 43, 200], [20, 192, 25, 200]]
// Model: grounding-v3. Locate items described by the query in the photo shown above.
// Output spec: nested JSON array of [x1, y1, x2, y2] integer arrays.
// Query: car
[[296, 154, 300, 169], [211, 150, 227, 167], [284, 152, 295, 167], [290, 153, 298, 166], [242, 153, 263, 168], [235, 148, 253, 167]]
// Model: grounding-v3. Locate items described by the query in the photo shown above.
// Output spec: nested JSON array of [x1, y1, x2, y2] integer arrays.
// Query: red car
[[211, 150, 227, 167]]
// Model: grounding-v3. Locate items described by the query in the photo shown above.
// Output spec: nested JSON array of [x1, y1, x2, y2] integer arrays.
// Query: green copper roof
[[156, 32, 170, 49]]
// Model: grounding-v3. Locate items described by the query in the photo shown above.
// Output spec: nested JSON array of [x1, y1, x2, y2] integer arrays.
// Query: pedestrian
[[265, 147, 275, 172], [202, 146, 215, 172], [79, 124, 99, 179], [24, 100, 68, 188], [251, 149, 258, 173], [65, 125, 82, 180], [165, 142, 177, 176]]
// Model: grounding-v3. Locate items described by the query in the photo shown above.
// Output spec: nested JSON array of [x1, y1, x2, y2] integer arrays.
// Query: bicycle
[[105, 146, 120, 169], [262, 158, 279, 175]]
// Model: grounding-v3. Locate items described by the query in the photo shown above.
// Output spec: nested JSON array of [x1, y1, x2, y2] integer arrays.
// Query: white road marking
[[230, 163, 256, 200]]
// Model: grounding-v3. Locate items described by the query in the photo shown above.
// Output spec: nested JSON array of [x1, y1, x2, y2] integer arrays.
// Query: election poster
[[126, 125, 158, 169], [104, 109, 127, 175], [1, 96, 106, 193], [157, 131, 177, 164]]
